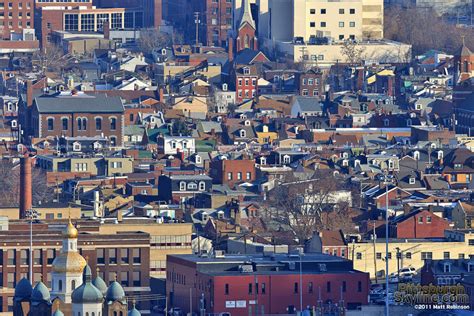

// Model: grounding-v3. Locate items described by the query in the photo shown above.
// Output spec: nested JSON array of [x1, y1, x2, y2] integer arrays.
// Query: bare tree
[[138, 29, 174, 54], [0, 160, 54, 207], [33, 44, 69, 74], [340, 40, 366, 66], [266, 170, 352, 245]]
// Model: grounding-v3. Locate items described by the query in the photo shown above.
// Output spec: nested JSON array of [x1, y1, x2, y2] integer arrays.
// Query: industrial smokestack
[[19, 156, 32, 219]]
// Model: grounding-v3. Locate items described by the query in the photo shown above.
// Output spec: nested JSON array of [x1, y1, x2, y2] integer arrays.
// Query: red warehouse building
[[390, 209, 450, 239], [166, 253, 369, 315]]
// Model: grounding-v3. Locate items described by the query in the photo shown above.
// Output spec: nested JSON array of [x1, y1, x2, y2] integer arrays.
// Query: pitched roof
[[234, 49, 269, 65], [239, 0, 256, 30], [35, 93, 124, 113]]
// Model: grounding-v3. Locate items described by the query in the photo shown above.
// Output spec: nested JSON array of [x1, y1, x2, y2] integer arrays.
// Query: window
[[33, 250, 42, 265], [225, 283, 229, 295], [427, 216, 432, 224], [179, 182, 186, 191], [133, 248, 141, 264], [47, 249, 55, 265], [308, 282, 313, 293], [109, 249, 117, 264], [65, 14, 79, 31], [246, 172, 251, 179], [7, 273, 15, 288], [120, 272, 129, 286], [321, 9, 326, 14], [47, 118, 54, 131], [20, 250, 28, 265], [121, 249, 129, 264], [310, 22, 315, 27], [111, 13, 123, 29], [356, 252, 362, 260], [97, 249, 105, 264], [339, 22, 344, 27], [227, 172, 233, 180], [320, 21, 326, 27], [326, 281, 331, 292], [418, 216, 423, 224], [72, 280, 76, 290], [58, 280, 63, 291], [261, 282, 266, 294], [187, 182, 197, 190], [294, 282, 298, 294], [349, 21, 355, 27], [421, 252, 432, 260], [310, 9, 315, 14], [110, 117, 117, 130], [339, 8, 345, 14], [248, 283, 252, 294], [199, 181, 206, 191], [376, 252, 382, 260], [342, 281, 346, 292], [132, 271, 141, 286], [444, 252, 450, 259], [95, 117, 102, 130], [409, 177, 416, 184], [237, 172, 242, 180], [358, 281, 362, 292], [459, 253, 465, 259], [62, 118, 68, 130], [387, 252, 392, 259]]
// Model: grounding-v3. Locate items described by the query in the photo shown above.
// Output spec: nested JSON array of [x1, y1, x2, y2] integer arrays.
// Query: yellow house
[[172, 96, 208, 120], [256, 125, 278, 144], [350, 230, 474, 280]]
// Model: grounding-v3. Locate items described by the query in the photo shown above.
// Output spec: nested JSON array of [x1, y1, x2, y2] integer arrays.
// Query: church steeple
[[455, 35, 474, 85], [239, 0, 256, 30]]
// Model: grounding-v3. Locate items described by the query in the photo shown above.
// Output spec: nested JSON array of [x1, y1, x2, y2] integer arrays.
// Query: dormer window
[[409, 177, 416, 184], [244, 120, 251, 126], [413, 151, 420, 160], [188, 182, 197, 190], [243, 67, 250, 75], [468, 263, 474, 272], [383, 119, 390, 127], [11, 120, 17, 128], [454, 163, 463, 169], [179, 181, 186, 191], [342, 152, 349, 159], [342, 159, 349, 167], [196, 155, 202, 164], [198, 181, 206, 191], [388, 160, 394, 169], [444, 263, 451, 273], [437, 151, 443, 160], [240, 129, 246, 138], [73, 142, 81, 152], [406, 119, 412, 126], [283, 155, 291, 164], [430, 143, 437, 149], [260, 157, 267, 165]]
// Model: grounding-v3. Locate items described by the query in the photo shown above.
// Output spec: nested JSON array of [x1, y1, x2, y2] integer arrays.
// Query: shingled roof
[[34, 92, 124, 113]]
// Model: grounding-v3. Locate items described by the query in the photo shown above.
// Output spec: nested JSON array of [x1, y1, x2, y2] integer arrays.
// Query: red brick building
[[167, 253, 369, 315], [390, 209, 450, 239], [232, 65, 258, 103], [0, 0, 35, 40], [26, 91, 124, 147], [298, 68, 323, 98], [210, 158, 256, 188]]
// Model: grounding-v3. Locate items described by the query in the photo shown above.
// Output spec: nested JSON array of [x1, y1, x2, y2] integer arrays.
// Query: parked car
[[399, 267, 417, 276]]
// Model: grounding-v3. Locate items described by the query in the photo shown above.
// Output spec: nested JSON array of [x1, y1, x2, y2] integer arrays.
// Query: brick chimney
[[19, 156, 32, 219], [228, 39, 234, 62], [26, 80, 33, 107]]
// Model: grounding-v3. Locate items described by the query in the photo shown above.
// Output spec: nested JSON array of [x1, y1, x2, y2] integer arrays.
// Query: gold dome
[[52, 252, 87, 273], [63, 219, 78, 239]]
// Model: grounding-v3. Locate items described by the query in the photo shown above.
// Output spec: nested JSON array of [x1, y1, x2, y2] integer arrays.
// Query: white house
[[157, 135, 196, 156]]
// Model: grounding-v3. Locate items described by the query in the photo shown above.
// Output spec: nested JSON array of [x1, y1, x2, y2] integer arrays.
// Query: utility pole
[[372, 221, 378, 284], [194, 12, 200, 48]]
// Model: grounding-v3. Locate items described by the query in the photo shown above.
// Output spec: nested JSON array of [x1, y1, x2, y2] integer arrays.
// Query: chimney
[[26, 80, 33, 107], [117, 210, 123, 222], [19, 156, 32, 218], [228, 39, 234, 62], [159, 87, 165, 103], [103, 22, 110, 39]]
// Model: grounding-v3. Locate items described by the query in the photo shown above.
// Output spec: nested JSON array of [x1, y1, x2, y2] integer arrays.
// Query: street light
[[381, 172, 393, 316], [25, 209, 40, 282]]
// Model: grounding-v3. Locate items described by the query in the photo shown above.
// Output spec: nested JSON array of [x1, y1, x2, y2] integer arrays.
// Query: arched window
[[62, 118, 68, 131], [95, 117, 102, 130], [120, 312, 123, 316], [110, 136, 117, 146], [92, 313, 95, 316], [114, 312, 118, 316], [179, 181, 186, 191], [110, 117, 117, 130], [72, 280, 76, 290], [244, 35, 250, 48], [58, 280, 62, 291], [86, 313, 89, 316], [82, 118, 87, 130], [47, 117, 54, 131], [77, 118, 82, 130], [240, 129, 246, 138]]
